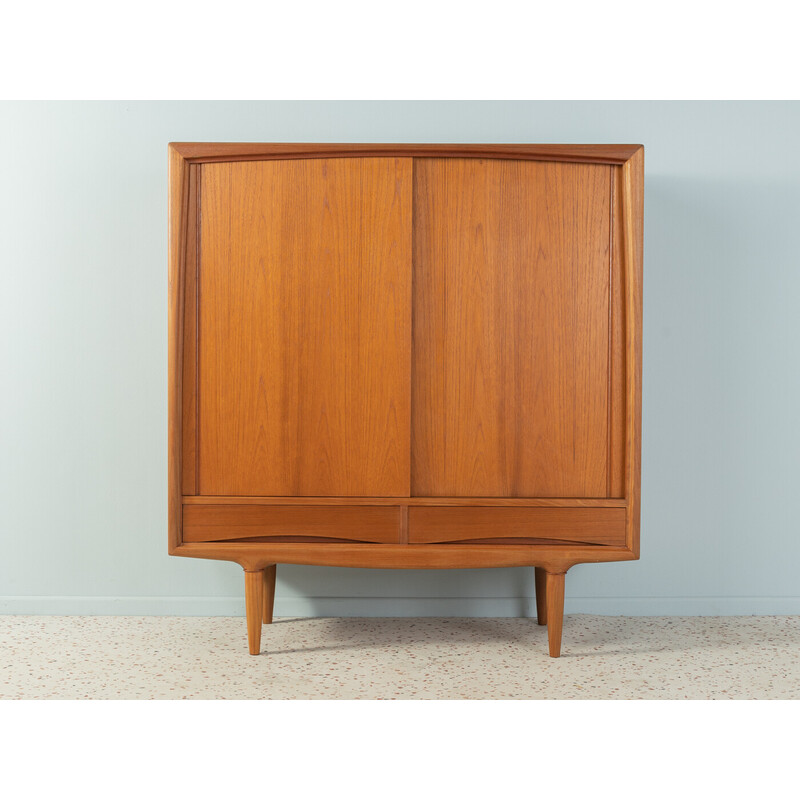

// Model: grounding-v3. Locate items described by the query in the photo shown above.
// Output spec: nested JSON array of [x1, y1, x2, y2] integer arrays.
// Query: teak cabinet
[[168, 143, 644, 657]]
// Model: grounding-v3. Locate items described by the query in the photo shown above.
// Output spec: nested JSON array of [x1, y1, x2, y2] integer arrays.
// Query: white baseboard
[[1, 596, 799, 616]]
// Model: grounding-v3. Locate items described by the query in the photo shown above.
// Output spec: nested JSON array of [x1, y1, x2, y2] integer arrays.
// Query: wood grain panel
[[407, 507, 626, 546], [183, 504, 401, 543], [198, 157, 412, 496], [412, 158, 612, 497]]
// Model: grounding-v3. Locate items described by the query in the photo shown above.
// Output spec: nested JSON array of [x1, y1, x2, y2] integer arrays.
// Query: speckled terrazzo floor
[[1, 615, 798, 699]]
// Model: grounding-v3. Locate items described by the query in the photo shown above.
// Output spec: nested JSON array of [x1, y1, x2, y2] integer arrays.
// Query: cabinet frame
[[168, 143, 643, 654]]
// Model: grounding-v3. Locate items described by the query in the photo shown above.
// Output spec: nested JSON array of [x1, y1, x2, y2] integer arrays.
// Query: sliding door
[[196, 157, 412, 496], [411, 158, 614, 497]]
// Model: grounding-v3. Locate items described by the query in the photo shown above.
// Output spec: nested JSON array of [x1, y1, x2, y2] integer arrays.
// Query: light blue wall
[[1, 101, 798, 616]]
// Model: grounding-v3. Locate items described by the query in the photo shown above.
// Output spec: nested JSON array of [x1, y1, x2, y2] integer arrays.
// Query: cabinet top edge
[[168, 142, 644, 165]]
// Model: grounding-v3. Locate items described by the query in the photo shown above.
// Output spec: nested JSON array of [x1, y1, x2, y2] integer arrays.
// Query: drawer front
[[407, 507, 626, 546], [183, 505, 401, 543]]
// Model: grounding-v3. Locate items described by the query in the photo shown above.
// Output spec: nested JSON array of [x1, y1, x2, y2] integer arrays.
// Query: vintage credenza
[[168, 143, 643, 657]]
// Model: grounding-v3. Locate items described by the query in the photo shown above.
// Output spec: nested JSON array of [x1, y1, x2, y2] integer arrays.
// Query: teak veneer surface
[[412, 158, 612, 497], [168, 143, 644, 657], [183, 504, 401, 544], [198, 157, 411, 496], [407, 507, 626, 546], [182, 503, 626, 547]]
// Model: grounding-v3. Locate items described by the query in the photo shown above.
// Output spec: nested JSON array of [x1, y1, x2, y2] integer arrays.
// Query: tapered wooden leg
[[244, 570, 264, 655], [262, 564, 276, 624], [534, 567, 547, 625], [545, 571, 566, 658]]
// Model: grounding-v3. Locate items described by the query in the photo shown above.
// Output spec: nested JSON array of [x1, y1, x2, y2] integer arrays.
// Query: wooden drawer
[[183, 505, 401, 544], [407, 507, 626, 546]]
